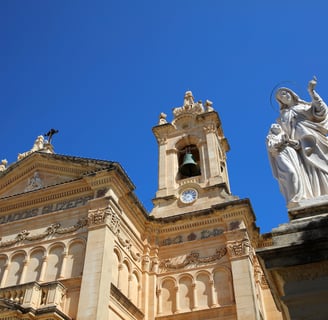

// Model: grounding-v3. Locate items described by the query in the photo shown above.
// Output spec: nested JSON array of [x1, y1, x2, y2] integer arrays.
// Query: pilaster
[[77, 203, 119, 320], [228, 236, 260, 320]]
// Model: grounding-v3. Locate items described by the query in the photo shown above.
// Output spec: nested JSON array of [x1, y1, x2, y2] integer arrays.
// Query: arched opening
[[178, 144, 201, 179]]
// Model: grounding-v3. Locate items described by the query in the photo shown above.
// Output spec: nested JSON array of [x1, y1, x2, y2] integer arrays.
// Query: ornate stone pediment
[[0, 152, 115, 199]]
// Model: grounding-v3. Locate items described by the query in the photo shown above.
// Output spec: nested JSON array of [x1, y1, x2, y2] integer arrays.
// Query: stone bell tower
[[151, 91, 237, 218]]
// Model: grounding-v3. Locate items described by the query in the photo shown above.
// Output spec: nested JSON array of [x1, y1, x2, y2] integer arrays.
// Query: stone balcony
[[0, 281, 70, 319]]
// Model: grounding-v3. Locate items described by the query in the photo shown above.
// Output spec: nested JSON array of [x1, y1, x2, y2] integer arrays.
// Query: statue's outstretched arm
[[308, 76, 327, 114]]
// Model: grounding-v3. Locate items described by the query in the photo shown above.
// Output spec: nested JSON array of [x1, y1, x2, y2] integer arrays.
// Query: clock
[[180, 188, 198, 204]]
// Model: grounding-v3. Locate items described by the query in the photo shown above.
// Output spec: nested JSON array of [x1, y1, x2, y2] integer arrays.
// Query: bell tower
[[151, 91, 237, 218]]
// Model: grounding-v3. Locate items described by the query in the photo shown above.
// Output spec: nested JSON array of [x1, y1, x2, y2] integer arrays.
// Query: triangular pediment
[[0, 152, 114, 198]]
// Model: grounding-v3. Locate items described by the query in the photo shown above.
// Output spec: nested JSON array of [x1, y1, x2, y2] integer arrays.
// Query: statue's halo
[[269, 80, 301, 112]]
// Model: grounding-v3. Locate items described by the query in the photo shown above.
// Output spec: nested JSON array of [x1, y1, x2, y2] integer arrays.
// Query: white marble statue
[[269, 77, 328, 205], [18, 135, 45, 160]]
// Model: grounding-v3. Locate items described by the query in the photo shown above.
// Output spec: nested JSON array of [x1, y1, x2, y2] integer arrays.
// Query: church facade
[[0, 92, 282, 319]]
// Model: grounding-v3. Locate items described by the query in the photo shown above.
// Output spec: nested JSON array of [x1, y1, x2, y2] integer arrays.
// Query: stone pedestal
[[257, 203, 328, 320]]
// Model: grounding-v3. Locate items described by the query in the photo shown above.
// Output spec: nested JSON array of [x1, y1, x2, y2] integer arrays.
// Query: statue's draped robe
[[278, 100, 328, 198], [267, 132, 312, 203]]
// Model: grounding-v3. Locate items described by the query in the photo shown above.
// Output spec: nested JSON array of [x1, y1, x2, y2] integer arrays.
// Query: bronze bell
[[179, 153, 200, 177]]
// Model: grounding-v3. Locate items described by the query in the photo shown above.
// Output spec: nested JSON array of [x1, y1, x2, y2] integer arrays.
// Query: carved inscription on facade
[[0, 195, 93, 225]]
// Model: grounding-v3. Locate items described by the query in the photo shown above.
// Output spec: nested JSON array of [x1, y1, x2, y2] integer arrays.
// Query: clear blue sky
[[1, 1, 328, 233]]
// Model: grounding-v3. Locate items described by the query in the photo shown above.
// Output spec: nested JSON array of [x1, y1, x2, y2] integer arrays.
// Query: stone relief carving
[[172, 91, 205, 118], [226, 238, 250, 257], [24, 171, 43, 192], [87, 205, 120, 234], [267, 77, 328, 207], [0, 219, 87, 248], [159, 247, 227, 271]]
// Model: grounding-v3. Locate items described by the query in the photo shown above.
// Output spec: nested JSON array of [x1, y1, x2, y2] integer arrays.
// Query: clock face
[[180, 188, 198, 204]]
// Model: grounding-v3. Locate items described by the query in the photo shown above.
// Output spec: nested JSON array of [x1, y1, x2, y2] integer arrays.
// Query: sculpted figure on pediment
[[267, 77, 328, 206], [25, 171, 43, 192], [18, 135, 46, 160]]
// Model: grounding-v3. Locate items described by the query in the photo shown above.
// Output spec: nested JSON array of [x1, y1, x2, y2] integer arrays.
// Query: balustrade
[[0, 281, 66, 311]]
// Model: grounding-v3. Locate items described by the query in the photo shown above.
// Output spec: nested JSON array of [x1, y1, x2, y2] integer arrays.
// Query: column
[[156, 288, 162, 315], [19, 259, 28, 284], [59, 251, 68, 279], [191, 282, 198, 310], [210, 279, 218, 307], [38, 256, 48, 282], [174, 285, 180, 314]]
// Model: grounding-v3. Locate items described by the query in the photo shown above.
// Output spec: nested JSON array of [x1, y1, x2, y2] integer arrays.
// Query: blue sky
[[1, 1, 328, 233]]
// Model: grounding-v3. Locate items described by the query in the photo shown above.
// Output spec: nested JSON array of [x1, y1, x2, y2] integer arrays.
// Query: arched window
[[65, 240, 85, 278], [214, 268, 233, 306], [44, 245, 64, 282], [130, 271, 140, 307], [161, 278, 176, 315], [25, 248, 44, 283], [196, 273, 211, 308], [6, 252, 25, 286], [178, 275, 193, 311]]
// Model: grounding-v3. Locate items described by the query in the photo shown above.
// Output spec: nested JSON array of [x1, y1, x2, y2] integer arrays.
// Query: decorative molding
[[0, 219, 87, 248], [159, 218, 223, 234], [159, 247, 227, 271], [87, 205, 120, 234], [227, 238, 250, 257], [203, 124, 217, 134]]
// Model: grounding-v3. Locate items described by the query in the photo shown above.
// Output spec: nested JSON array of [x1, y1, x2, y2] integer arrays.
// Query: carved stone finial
[[205, 99, 214, 111], [0, 159, 8, 172], [172, 91, 205, 118], [158, 112, 167, 125]]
